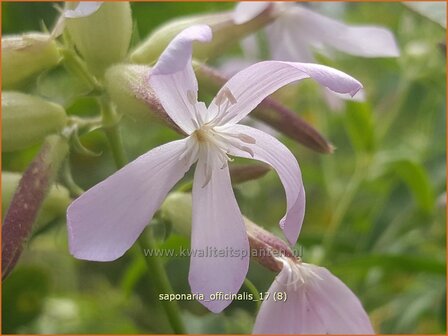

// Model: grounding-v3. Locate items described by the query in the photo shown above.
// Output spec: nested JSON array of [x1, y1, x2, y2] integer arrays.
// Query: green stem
[[322, 158, 366, 256], [61, 48, 102, 93], [100, 97, 128, 169], [377, 81, 412, 141], [100, 100, 184, 333], [138, 232, 186, 334], [61, 160, 84, 198], [244, 278, 261, 310]]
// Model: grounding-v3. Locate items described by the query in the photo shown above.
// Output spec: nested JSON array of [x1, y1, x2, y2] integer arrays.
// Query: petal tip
[[151, 24, 213, 76], [233, 2, 271, 25]]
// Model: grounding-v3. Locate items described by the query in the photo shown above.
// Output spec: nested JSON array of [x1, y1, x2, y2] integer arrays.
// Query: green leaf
[[372, 153, 436, 213], [344, 101, 375, 153], [389, 158, 435, 213], [2, 266, 50, 333], [331, 254, 445, 275]]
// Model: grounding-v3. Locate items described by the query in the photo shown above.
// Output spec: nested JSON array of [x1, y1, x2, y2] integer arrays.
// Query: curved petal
[[209, 61, 362, 125], [224, 124, 305, 245], [322, 87, 366, 111], [254, 262, 374, 334], [189, 158, 250, 313], [67, 139, 191, 261], [265, 14, 315, 62], [253, 263, 326, 334], [294, 5, 400, 57], [233, 2, 271, 25], [64, 2, 103, 18], [149, 25, 213, 134], [308, 265, 375, 333]]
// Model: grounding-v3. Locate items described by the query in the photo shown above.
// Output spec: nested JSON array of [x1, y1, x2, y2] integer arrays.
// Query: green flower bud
[[2, 33, 60, 89], [130, 5, 276, 64], [2, 172, 71, 227], [105, 64, 183, 133], [105, 64, 151, 121], [160, 192, 193, 237], [65, 2, 132, 77], [2, 92, 67, 152]]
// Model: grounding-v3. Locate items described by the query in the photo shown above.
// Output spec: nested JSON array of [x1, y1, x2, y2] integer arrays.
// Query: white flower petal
[[225, 124, 305, 245], [189, 158, 250, 313], [67, 139, 191, 261], [254, 262, 374, 334], [253, 263, 326, 334], [149, 25, 212, 134], [209, 60, 362, 125], [233, 2, 271, 24], [293, 5, 400, 57], [308, 265, 375, 333], [265, 14, 315, 62], [64, 2, 103, 18]]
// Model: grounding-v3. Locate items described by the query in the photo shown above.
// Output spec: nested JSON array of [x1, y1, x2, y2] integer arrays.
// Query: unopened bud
[[2, 172, 71, 227], [160, 192, 192, 237], [2, 135, 69, 278], [130, 4, 277, 64], [2, 33, 60, 89], [229, 163, 270, 184], [105, 64, 183, 133], [2, 92, 67, 152], [65, 2, 132, 77], [105, 64, 152, 121], [245, 217, 294, 272]]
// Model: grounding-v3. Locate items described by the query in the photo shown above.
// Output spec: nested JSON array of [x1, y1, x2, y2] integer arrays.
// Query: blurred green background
[[2, 1, 446, 334]]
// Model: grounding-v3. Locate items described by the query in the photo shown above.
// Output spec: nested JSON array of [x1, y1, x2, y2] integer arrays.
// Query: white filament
[[275, 257, 323, 291], [180, 87, 256, 187]]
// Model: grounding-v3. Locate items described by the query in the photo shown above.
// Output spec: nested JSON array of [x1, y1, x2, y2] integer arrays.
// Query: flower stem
[[244, 278, 261, 310], [322, 158, 366, 257], [138, 232, 186, 334], [61, 160, 84, 198], [61, 48, 102, 93], [99, 96, 128, 169]]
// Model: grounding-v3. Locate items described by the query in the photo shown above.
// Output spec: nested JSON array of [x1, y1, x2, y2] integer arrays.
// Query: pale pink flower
[[253, 257, 374, 334], [232, 2, 399, 109], [67, 25, 362, 313], [234, 2, 400, 61]]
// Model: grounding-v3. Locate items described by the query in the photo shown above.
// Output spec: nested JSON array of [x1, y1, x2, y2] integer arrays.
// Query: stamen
[[191, 117, 200, 130], [227, 133, 256, 144], [240, 146, 254, 157], [215, 86, 236, 106], [272, 257, 324, 291], [179, 138, 199, 167], [223, 87, 237, 104], [211, 87, 238, 126]]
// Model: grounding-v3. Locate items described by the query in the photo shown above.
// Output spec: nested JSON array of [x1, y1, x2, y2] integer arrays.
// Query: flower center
[[180, 87, 256, 187], [276, 257, 323, 291]]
